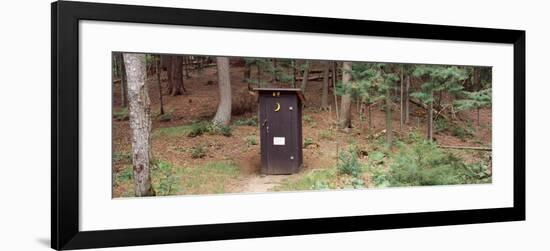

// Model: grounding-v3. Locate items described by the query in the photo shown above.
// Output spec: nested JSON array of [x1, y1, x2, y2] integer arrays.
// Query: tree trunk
[[339, 62, 352, 129], [123, 53, 155, 197], [291, 60, 296, 88], [333, 62, 339, 121], [118, 53, 128, 108], [400, 66, 404, 131], [212, 57, 232, 126], [321, 61, 330, 110], [427, 99, 434, 141], [404, 74, 410, 124], [156, 55, 164, 115], [258, 62, 263, 87], [300, 60, 310, 93], [184, 56, 190, 79], [166, 56, 174, 95], [170, 56, 185, 96], [386, 88, 393, 146]]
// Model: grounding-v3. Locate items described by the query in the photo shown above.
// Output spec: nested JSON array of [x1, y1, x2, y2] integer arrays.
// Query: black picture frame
[[51, 1, 525, 250]]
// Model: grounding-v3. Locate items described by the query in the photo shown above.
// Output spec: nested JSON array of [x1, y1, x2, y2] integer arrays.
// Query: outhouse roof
[[253, 88, 305, 103]]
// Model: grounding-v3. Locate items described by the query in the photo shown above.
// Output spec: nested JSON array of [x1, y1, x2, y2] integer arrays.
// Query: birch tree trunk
[[123, 53, 155, 197], [321, 61, 330, 110], [212, 57, 232, 126], [339, 62, 352, 129]]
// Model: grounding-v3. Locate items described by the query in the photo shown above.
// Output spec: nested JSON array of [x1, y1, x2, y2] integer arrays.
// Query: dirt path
[[240, 175, 287, 193]]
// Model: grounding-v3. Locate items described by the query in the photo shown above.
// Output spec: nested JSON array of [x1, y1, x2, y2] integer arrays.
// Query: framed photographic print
[[52, 1, 525, 250]]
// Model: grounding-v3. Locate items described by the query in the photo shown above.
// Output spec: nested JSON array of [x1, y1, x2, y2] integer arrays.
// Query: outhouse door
[[261, 95, 296, 174]]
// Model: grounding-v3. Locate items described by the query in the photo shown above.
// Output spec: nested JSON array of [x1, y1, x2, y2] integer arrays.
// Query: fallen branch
[[409, 97, 450, 121], [438, 145, 492, 151]]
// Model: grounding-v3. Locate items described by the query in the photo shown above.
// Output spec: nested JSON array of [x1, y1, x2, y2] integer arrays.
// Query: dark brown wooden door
[[263, 95, 295, 174]]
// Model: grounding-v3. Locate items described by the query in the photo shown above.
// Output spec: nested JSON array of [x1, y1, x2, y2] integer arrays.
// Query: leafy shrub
[[387, 133, 488, 186], [234, 117, 258, 126], [157, 111, 174, 122], [318, 130, 334, 140], [186, 121, 233, 137], [187, 121, 211, 137], [190, 144, 207, 159], [152, 161, 180, 196], [303, 138, 314, 148], [450, 124, 474, 140], [302, 115, 313, 123], [114, 166, 133, 184], [337, 144, 363, 178], [209, 123, 232, 137], [113, 108, 129, 121], [245, 135, 258, 147], [113, 151, 132, 164]]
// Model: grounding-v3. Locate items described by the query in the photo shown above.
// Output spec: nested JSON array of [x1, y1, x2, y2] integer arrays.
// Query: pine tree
[[454, 88, 491, 128], [412, 65, 468, 141]]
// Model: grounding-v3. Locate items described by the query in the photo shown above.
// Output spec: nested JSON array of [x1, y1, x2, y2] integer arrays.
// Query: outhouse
[[254, 88, 304, 175]]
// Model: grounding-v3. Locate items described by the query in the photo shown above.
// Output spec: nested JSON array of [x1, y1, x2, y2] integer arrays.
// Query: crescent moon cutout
[[274, 102, 281, 112]]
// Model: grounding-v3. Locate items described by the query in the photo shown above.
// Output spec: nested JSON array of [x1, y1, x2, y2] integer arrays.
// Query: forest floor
[[112, 63, 492, 198]]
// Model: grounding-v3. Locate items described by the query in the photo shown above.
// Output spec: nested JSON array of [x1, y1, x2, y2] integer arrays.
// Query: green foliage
[[411, 65, 469, 104], [152, 160, 180, 196], [302, 114, 313, 123], [154, 121, 233, 138], [381, 133, 490, 186], [190, 144, 207, 159], [318, 130, 334, 140], [233, 116, 258, 126], [113, 151, 132, 165], [153, 125, 191, 137], [450, 124, 475, 140], [454, 88, 492, 111], [336, 63, 398, 105], [187, 121, 211, 137], [209, 123, 233, 137], [337, 144, 363, 178], [244, 58, 295, 87], [113, 108, 129, 121], [245, 135, 258, 147], [179, 161, 240, 194], [303, 137, 314, 148], [273, 168, 338, 191], [114, 166, 133, 184], [157, 111, 174, 122]]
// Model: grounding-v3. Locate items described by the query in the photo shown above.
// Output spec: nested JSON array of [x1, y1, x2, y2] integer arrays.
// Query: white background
[[79, 20, 513, 231], [0, 0, 548, 250]]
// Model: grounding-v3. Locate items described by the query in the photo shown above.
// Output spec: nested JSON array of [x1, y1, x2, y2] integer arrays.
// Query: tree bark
[[300, 60, 310, 93], [333, 62, 339, 121], [321, 61, 330, 110], [400, 66, 404, 131], [166, 56, 174, 95], [386, 87, 393, 146], [212, 57, 232, 126], [170, 56, 185, 96], [156, 55, 164, 115], [404, 74, 410, 124], [427, 97, 434, 141], [339, 62, 352, 129], [123, 53, 155, 197], [117, 53, 128, 108]]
